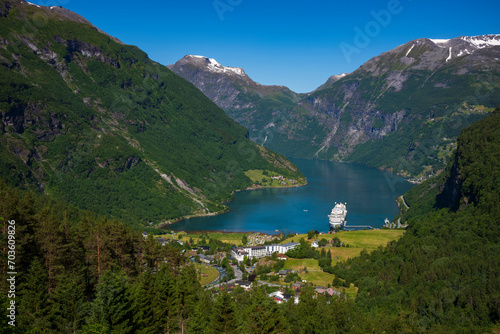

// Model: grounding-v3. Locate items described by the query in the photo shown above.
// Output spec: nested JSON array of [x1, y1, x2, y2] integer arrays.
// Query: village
[[142, 229, 404, 303]]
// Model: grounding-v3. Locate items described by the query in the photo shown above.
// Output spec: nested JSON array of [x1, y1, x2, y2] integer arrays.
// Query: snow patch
[[446, 47, 452, 62], [334, 73, 348, 79], [457, 49, 470, 57], [27, 1, 41, 8], [405, 44, 415, 57]]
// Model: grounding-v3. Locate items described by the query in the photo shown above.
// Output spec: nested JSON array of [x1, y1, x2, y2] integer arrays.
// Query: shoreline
[[238, 178, 308, 192], [297, 157, 424, 184], [158, 179, 308, 230], [157, 209, 230, 229]]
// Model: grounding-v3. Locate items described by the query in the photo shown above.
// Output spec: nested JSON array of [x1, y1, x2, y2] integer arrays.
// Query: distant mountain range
[[169, 34, 500, 180], [0, 0, 304, 226]]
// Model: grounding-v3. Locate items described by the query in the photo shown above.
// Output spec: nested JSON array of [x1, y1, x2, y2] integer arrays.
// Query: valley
[[1, 0, 499, 333]]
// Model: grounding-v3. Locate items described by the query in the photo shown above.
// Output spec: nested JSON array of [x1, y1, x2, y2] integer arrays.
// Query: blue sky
[[30, 0, 500, 92]]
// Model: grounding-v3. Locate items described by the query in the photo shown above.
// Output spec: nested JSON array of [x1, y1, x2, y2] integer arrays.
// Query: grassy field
[[334, 229, 404, 248], [280, 229, 404, 265], [244, 170, 300, 187], [281, 230, 403, 249], [284, 258, 321, 271], [280, 234, 321, 244], [194, 263, 219, 286], [329, 248, 366, 265]]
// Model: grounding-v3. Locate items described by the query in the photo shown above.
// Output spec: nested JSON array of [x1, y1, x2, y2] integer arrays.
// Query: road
[[400, 195, 409, 209]]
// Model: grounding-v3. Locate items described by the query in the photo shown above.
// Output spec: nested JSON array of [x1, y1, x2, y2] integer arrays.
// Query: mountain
[[333, 106, 500, 332], [313, 73, 349, 92], [304, 34, 500, 178], [170, 35, 500, 180], [168, 55, 302, 145], [0, 0, 304, 226]]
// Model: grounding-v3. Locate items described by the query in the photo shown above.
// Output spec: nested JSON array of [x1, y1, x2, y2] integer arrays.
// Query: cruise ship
[[328, 202, 347, 229]]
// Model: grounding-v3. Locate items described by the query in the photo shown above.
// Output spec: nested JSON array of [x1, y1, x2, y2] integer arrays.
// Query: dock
[[343, 225, 375, 230]]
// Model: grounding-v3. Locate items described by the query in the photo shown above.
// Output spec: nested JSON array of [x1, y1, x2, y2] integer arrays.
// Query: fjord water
[[170, 159, 414, 234]]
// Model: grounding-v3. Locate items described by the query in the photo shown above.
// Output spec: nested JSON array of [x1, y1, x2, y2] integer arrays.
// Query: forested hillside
[[0, 178, 378, 333], [0, 0, 304, 227], [2, 108, 499, 332], [333, 106, 500, 332]]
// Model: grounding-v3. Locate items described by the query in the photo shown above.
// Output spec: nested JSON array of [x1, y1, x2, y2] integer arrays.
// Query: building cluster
[[247, 233, 279, 246], [383, 218, 408, 229], [270, 175, 298, 186], [231, 242, 300, 262]]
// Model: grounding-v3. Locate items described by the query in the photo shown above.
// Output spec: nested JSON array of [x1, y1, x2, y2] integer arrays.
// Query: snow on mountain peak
[[460, 34, 500, 49], [424, 35, 500, 63], [186, 55, 245, 76]]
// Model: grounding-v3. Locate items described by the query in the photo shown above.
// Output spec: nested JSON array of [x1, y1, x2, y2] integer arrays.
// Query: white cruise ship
[[328, 202, 347, 229]]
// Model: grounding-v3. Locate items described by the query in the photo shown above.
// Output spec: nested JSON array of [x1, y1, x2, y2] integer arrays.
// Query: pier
[[343, 225, 375, 230]]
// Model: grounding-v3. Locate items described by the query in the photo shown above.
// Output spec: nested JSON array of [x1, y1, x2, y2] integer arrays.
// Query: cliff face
[[404, 105, 500, 218], [298, 36, 500, 178], [0, 0, 304, 226], [436, 151, 462, 211]]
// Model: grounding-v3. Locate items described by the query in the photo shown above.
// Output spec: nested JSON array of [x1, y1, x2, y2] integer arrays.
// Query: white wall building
[[265, 242, 300, 255], [231, 246, 266, 262], [231, 242, 299, 263]]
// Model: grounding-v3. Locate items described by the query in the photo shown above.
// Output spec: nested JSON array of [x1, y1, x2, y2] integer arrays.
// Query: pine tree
[[211, 290, 237, 333], [152, 265, 181, 333], [35, 205, 65, 292], [18, 257, 51, 332], [177, 265, 201, 332], [48, 271, 88, 333], [244, 287, 289, 334], [132, 269, 157, 334], [87, 270, 134, 334], [295, 285, 319, 333], [187, 289, 213, 333]]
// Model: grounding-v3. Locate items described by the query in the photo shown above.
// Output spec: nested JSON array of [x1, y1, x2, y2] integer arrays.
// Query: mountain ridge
[[169, 33, 500, 180], [0, 0, 305, 226]]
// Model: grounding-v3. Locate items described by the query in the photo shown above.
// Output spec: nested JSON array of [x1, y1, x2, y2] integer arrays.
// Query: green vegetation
[[284, 258, 320, 271], [0, 178, 368, 333], [0, 2, 303, 227], [332, 107, 500, 332], [244, 169, 305, 188], [2, 3, 500, 332], [334, 229, 404, 248]]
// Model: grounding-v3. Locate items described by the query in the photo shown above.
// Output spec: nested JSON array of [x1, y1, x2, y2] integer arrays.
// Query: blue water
[[169, 159, 414, 234]]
